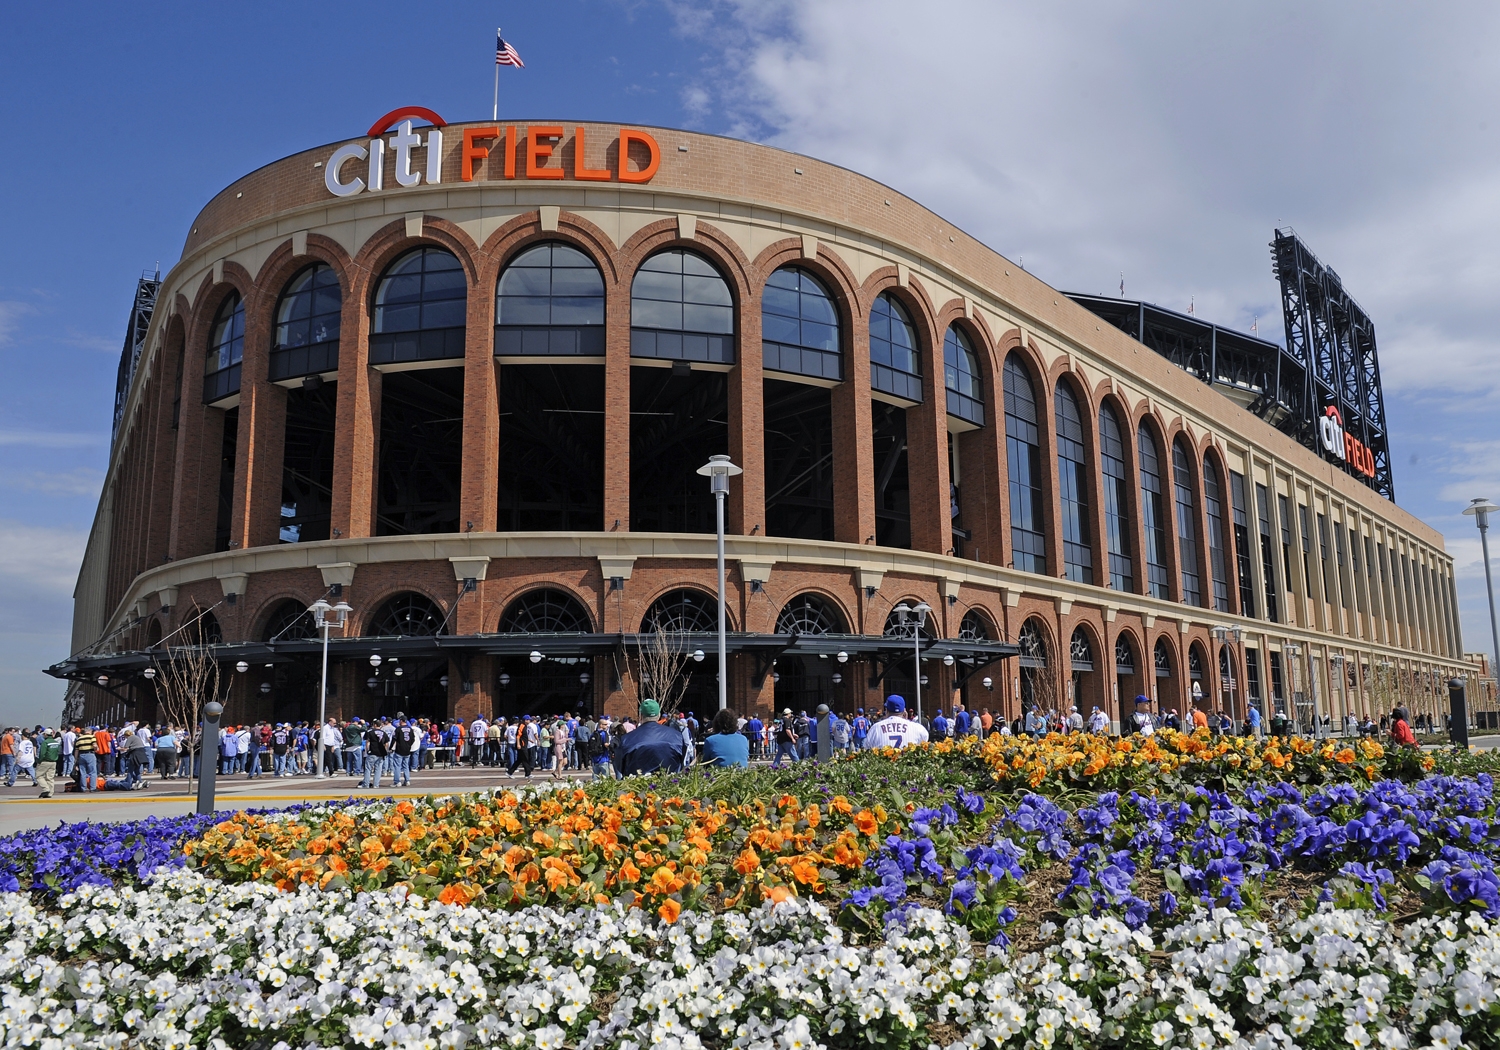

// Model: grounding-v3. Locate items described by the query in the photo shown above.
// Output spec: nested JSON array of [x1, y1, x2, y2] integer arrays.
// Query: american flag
[[496, 31, 524, 67]]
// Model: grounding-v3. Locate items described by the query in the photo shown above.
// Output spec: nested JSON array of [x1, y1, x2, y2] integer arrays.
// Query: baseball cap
[[884, 695, 906, 713], [639, 699, 661, 719]]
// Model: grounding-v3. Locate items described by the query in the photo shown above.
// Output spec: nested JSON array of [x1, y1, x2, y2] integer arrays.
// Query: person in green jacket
[[35, 726, 61, 798]]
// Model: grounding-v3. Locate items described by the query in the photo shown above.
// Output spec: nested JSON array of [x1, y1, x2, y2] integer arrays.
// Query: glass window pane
[[763, 314, 801, 345], [762, 284, 800, 318], [498, 268, 552, 297], [548, 267, 604, 296], [420, 300, 467, 329], [682, 302, 734, 334], [497, 297, 553, 325], [379, 274, 422, 306], [377, 303, 420, 332], [682, 273, 732, 306], [549, 298, 605, 325], [632, 299, 682, 330], [422, 269, 467, 298], [632, 269, 682, 302]]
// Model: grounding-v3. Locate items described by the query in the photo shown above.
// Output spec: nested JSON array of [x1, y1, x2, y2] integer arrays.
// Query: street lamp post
[[1463, 499, 1500, 702], [1211, 625, 1243, 727], [697, 455, 742, 711], [310, 598, 352, 778], [892, 601, 932, 721]]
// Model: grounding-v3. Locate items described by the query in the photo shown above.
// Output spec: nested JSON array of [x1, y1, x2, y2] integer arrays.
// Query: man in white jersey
[[864, 696, 929, 750]]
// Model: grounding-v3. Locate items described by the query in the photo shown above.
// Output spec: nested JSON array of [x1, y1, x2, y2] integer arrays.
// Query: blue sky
[[2, 1, 1497, 728]]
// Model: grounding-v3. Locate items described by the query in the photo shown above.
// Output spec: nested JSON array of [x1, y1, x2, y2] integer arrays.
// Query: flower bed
[[3, 733, 1500, 1048]]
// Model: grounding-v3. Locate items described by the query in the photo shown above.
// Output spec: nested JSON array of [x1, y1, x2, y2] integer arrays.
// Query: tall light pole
[[1463, 499, 1500, 702], [697, 455, 741, 711], [892, 601, 932, 721], [1211, 624, 1243, 726], [310, 598, 352, 778]]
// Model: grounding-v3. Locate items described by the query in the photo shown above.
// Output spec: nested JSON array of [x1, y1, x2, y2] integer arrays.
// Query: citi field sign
[[324, 106, 661, 198], [1318, 406, 1376, 479]]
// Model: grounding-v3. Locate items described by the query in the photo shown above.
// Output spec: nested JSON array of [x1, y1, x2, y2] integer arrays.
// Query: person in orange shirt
[[0, 727, 15, 786], [95, 726, 114, 776], [1191, 706, 1209, 731]]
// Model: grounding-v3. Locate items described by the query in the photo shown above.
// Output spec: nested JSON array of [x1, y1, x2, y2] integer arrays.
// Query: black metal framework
[[1070, 628, 1095, 672], [883, 608, 937, 640], [377, 368, 463, 536], [871, 399, 911, 549], [958, 610, 992, 642], [775, 593, 847, 635], [368, 593, 448, 636], [642, 590, 718, 633], [271, 264, 341, 381], [1066, 230, 1392, 500], [203, 293, 244, 404], [263, 600, 317, 642], [630, 368, 727, 533], [112, 269, 160, 449], [1055, 383, 1093, 584], [1114, 634, 1135, 674], [869, 293, 922, 403], [630, 250, 734, 364], [280, 383, 337, 543], [943, 326, 985, 426], [762, 266, 841, 381], [371, 248, 467, 366], [499, 589, 593, 633], [1099, 404, 1134, 592], [1154, 637, 1172, 679], [497, 364, 604, 531], [1017, 620, 1047, 668], [495, 241, 605, 356], [764, 379, 834, 541], [1004, 354, 1046, 574], [1188, 644, 1205, 682], [1270, 230, 1392, 497]]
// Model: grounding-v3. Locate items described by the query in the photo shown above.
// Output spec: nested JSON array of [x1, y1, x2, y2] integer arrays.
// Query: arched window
[[869, 293, 922, 402], [642, 589, 718, 633], [1189, 644, 1205, 684], [1070, 628, 1095, 672], [495, 242, 605, 356], [1114, 634, 1136, 673], [1138, 424, 1170, 599], [1203, 458, 1231, 612], [1055, 383, 1092, 584], [1018, 620, 1048, 667], [958, 610, 992, 641], [499, 588, 593, 633], [1154, 638, 1173, 679], [271, 264, 341, 381], [630, 250, 734, 364], [263, 600, 318, 643], [1099, 404, 1133, 592], [1173, 439, 1201, 606], [1004, 353, 1046, 574], [371, 247, 467, 365], [193, 610, 223, 646], [203, 293, 244, 404], [367, 593, 448, 636], [774, 593, 847, 635], [943, 326, 985, 426], [883, 605, 937, 639], [762, 267, 840, 380]]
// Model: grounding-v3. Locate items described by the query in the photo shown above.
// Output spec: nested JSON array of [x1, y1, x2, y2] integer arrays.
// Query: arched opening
[[943, 325, 984, 427], [764, 266, 839, 541], [494, 588, 596, 718], [1099, 403, 1134, 592], [275, 270, 339, 544], [203, 293, 244, 405], [372, 248, 467, 536], [772, 593, 848, 713], [1154, 636, 1180, 716], [869, 293, 918, 548], [1203, 457, 1231, 612], [631, 249, 734, 364], [1173, 438, 1202, 606], [363, 592, 449, 721], [495, 243, 607, 531], [1138, 424, 1170, 598], [1218, 643, 1240, 724], [1069, 627, 1104, 724], [956, 610, 999, 718], [1017, 619, 1053, 719], [882, 604, 937, 709], [263, 600, 319, 723], [1055, 382, 1093, 584], [1188, 642, 1208, 715], [1114, 633, 1141, 726], [1004, 353, 1046, 574], [634, 589, 722, 717]]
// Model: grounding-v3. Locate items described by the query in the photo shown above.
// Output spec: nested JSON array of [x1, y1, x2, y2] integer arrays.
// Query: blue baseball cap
[[884, 695, 906, 713]]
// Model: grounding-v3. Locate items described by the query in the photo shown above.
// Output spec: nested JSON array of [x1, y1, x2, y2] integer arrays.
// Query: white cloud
[[0, 521, 87, 729], [0, 467, 105, 498], [0, 429, 108, 448], [0, 301, 30, 346], [0, 519, 88, 595]]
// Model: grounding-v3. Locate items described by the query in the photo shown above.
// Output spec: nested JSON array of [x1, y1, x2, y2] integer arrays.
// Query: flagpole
[[493, 27, 501, 120]]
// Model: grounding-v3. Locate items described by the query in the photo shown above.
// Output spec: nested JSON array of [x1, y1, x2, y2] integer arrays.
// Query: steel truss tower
[[111, 269, 162, 450]]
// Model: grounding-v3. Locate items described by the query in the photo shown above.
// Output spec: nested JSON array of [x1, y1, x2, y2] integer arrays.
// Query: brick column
[[908, 319, 951, 555], [730, 286, 764, 535], [228, 299, 287, 550], [603, 269, 631, 531], [834, 300, 876, 546], [460, 275, 500, 532], [331, 286, 378, 537]]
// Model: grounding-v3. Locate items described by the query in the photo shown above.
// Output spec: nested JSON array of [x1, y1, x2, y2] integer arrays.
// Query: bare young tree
[[634, 623, 693, 718], [151, 609, 222, 795]]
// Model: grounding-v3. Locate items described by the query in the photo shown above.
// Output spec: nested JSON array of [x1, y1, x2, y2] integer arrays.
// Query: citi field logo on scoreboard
[[1318, 405, 1376, 479], [324, 107, 660, 198]]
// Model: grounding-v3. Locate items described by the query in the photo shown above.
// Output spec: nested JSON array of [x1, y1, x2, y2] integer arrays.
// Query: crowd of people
[[0, 695, 1440, 797]]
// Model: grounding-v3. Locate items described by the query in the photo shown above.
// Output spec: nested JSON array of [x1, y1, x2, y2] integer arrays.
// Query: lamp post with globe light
[[310, 598, 352, 778], [892, 601, 932, 721], [697, 455, 742, 711], [1463, 498, 1500, 706]]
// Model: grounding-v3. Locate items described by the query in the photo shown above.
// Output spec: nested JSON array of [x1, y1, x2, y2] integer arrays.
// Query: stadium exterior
[[53, 110, 1468, 731]]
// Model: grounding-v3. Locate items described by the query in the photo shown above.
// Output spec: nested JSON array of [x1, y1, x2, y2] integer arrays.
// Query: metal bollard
[[196, 701, 223, 815], [1449, 679, 1469, 750]]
